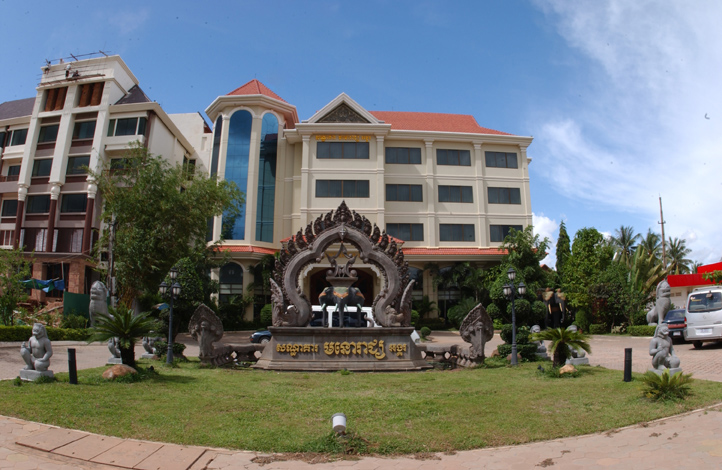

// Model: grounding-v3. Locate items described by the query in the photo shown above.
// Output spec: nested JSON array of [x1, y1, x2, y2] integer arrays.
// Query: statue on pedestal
[[459, 304, 494, 363], [649, 324, 681, 375], [565, 325, 589, 365], [530, 325, 549, 360], [188, 304, 224, 360], [88, 281, 109, 328], [20, 323, 54, 381]]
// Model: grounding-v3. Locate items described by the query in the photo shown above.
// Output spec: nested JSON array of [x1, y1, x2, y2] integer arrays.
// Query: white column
[[300, 135, 311, 227], [474, 142, 485, 246], [213, 114, 231, 242], [375, 135, 385, 229], [424, 140, 436, 246], [48, 112, 74, 184], [519, 144, 532, 226], [17, 91, 45, 188]]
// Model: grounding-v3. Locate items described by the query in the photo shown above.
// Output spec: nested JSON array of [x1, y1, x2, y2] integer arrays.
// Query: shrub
[[589, 324, 607, 335], [0, 326, 89, 342], [641, 370, 694, 401], [499, 324, 531, 345], [419, 326, 431, 339], [153, 341, 187, 357], [497, 343, 538, 361], [485, 303, 501, 320], [410, 310, 420, 328], [60, 314, 88, 330], [573, 310, 591, 333], [260, 304, 273, 327], [492, 318, 503, 330], [628, 325, 657, 337]]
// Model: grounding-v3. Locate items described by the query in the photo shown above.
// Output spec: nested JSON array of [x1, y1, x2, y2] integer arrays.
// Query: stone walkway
[[2, 332, 722, 469]]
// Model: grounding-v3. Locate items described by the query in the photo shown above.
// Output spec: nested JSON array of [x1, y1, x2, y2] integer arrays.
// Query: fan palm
[[531, 327, 592, 367], [611, 225, 640, 265], [87, 308, 161, 367], [667, 237, 692, 274]]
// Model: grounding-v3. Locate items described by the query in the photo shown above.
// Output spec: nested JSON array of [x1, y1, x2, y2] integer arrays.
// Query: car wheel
[[693, 341, 703, 349], [260, 337, 271, 344]]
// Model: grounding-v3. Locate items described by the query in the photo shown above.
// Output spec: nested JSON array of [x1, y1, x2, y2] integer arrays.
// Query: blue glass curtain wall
[[255, 113, 278, 242], [221, 110, 252, 240]]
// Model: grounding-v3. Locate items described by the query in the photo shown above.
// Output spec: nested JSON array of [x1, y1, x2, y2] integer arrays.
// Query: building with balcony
[[0, 54, 210, 302], [205, 82, 534, 319]]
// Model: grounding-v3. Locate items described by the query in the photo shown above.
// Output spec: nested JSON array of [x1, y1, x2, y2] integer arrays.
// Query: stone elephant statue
[[318, 286, 365, 327]]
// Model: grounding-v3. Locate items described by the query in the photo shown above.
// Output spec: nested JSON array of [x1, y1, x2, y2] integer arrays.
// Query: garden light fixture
[[159, 267, 181, 364], [504, 267, 526, 366]]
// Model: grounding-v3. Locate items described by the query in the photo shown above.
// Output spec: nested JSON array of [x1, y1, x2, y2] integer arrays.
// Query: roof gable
[[227, 79, 287, 103], [306, 93, 382, 124], [369, 111, 513, 135], [114, 85, 152, 105], [0, 97, 35, 121]]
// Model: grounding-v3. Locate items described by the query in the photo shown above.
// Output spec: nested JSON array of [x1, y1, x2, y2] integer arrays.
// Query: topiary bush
[[589, 324, 607, 335], [419, 326, 431, 339], [260, 304, 273, 327], [573, 310, 591, 333], [628, 325, 657, 336], [499, 324, 531, 345], [497, 343, 538, 361], [411, 310, 420, 328]]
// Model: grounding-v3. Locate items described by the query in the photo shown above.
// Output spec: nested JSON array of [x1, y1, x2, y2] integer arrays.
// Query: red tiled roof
[[402, 247, 507, 256], [227, 79, 287, 103], [221, 246, 278, 255], [369, 111, 513, 135]]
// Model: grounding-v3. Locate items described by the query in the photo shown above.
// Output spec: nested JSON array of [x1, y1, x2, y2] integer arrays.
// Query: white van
[[684, 286, 722, 349]]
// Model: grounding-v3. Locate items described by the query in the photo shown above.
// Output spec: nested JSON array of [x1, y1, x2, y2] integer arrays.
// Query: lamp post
[[503, 267, 526, 366], [159, 266, 181, 365]]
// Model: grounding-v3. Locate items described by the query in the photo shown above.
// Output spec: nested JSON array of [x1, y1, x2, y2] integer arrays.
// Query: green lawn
[[2, 360, 721, 454]]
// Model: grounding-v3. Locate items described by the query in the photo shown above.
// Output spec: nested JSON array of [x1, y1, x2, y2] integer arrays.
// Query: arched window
[[222, 110, 252, 240], [256, 113, 278, 242], [219, 262, 244, 304]]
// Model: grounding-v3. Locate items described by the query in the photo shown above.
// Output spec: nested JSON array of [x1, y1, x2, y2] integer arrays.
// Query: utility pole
[[658, 196, 667, 269]]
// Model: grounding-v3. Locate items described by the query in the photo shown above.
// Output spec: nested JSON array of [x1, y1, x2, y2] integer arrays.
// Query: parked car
[[661, 308, 686, 343], [684, 286, 722, 349], [250, 330, 272, 344]]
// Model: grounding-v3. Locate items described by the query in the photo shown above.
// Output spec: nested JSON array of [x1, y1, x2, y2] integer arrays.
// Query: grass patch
[[1, 359, 721, 454]]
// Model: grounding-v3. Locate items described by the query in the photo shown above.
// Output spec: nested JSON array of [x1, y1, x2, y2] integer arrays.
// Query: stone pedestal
[[19, 369, 54, 381], [253, 327, 431, 372], [648, 367, 682, 377], [107, 357, 123, 365], [140, 353, 157, 359]]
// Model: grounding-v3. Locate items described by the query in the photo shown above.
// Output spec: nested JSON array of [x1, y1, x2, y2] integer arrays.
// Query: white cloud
[[109, 9, 151, 35], [532, 0, 722, 266], [533, 213, 558, 267]]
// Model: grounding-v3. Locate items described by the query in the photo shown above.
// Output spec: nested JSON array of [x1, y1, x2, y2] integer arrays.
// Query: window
[[77, 82, 104, 107], [60, 193, 87, 213], [72, 121, 96, 140], [386, 184, 422, 202], [490, 224, 523, 242], [9, 129, 27, 146], [317, 141, 369, 159], [107, 117, 147, 136], [438, 185, 473, 203], [485, 151, 518, 168], [66, 156, 90, 175], [0, 131, 6, 148], [0, 230, 14, 246], [6, 165, 20, 181], [37, 125, 59, 143], [25, 195, 51, 214], [315, 180, 369, 198], [488, 187, 521, 204], [437, 149, 471, 166], [43, 87, 67, 112], [386, 223, 424, 241], [440, 224, 475, 242], [110, 158, 131, 170], [219, 262, 244, 304], [32, 159, 53, 177], [386, 147, 421, 164], [1, 200, 18, 217]]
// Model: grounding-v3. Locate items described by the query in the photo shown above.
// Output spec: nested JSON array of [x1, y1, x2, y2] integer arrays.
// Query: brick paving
[[2, 331, 722, 469]]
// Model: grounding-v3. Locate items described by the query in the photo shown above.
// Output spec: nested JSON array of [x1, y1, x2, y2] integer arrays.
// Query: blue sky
[[2, 0, 720, 266]]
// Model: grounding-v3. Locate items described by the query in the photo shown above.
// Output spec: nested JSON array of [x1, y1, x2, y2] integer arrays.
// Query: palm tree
[[413, 295, 438, 319], [667, 237, 692, 274], [610, 225, 640, 265], [627, 246, 668, 321], [531, 327, 592, 367], [88, 308, 161, 367], [639, 229, 662, 261]]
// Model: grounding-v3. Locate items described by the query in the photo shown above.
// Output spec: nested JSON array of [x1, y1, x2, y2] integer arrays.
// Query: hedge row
[[589, 324, 607, 335], [628, 325, 657, 337], [496, 343, 539, 361], [0, 326, 89, 342]]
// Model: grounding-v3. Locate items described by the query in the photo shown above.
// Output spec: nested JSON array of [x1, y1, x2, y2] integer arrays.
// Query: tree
[[667, 237, 692, 274], [91, 144, 243, 306], [610, 225, 639, 265], [703, 271, 722, 284], [412, 295, 438, 319], [556, 221, 571, 278], [531, 327, 591, 367], [88, 308, 160, 367], [0, 247, 33, 326], [589, 262, 645, 329], [562, 227, 615, 324], [639, 229, 662, 260]]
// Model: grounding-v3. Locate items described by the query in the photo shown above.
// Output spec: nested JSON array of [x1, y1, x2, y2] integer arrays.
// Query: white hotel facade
[[0, 55, 534, 320]]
